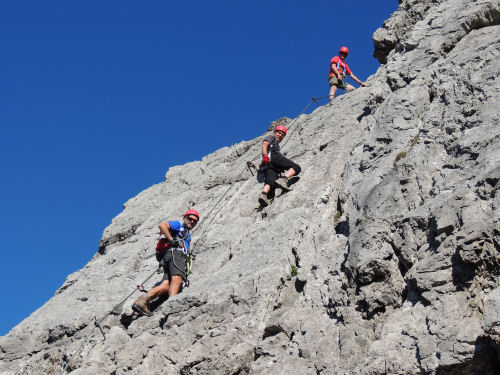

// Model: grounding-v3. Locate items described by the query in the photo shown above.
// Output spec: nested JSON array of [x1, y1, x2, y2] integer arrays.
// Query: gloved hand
[[168, 238, 184, 248], [262, 155, 270, 164]]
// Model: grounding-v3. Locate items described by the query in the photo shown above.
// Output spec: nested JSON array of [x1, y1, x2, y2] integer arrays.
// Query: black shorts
[[264, 152, 301, 185], [161, 249, 187, 280]]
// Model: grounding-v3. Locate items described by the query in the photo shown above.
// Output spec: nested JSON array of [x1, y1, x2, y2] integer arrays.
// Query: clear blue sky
[[0, 1, 397, 335]]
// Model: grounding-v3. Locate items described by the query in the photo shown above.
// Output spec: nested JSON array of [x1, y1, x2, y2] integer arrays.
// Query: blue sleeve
[[168, 220, 191, 253], [168, 220, 182, 235]]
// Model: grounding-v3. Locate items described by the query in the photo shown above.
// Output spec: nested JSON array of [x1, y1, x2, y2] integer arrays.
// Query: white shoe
[[274, 177, 291, 191]]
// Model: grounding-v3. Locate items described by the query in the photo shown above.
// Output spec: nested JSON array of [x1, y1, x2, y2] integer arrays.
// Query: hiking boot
[[274, 177, 291, 191], [132, 295, 153, 316], [258, 192, 270, 206]]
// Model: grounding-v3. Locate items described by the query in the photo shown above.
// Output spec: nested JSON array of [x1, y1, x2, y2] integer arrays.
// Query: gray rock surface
[[1, 0, 499, 374]]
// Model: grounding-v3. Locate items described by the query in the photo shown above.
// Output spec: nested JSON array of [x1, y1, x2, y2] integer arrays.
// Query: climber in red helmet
[[329, 46, 366, 101], [132, 209, 200, 316], [258, 125, 301, 206]]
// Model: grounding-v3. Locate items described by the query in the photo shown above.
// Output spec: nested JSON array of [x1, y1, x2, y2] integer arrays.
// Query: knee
[[293, 164, 301, 175], [169, 276, 183, 295], [171, 277, 183, 287], [158, 281, 170, 294]]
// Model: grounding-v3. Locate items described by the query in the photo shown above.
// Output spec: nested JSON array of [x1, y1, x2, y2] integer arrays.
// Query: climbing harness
[[155, 227, 189, 261]]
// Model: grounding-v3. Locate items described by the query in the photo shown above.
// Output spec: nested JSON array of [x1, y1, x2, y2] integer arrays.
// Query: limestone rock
[[1, 0, 499, 374]]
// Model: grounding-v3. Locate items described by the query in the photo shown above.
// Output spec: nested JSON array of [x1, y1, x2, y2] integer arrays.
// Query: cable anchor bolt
[[94, 317, 106, 340], [247, 161, 257, 176]]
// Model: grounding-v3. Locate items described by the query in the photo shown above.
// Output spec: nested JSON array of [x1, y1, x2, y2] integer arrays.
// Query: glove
[[168, 238, 184, 248], [262, 155, 270, 164]]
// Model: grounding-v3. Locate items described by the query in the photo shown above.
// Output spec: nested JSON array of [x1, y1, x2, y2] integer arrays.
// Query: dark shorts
[[329, 76, 347, 90], [264, 152, 301, 186], [161, 248, 187, 280]]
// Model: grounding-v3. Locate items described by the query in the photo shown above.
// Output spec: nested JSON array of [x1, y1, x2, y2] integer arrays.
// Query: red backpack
[[155, 238, 171, 261]]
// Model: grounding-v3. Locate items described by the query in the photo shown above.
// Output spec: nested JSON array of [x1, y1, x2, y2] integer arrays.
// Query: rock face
[[1, 0, 499, 374]]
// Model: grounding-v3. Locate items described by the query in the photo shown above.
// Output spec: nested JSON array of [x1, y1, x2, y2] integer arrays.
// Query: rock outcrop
[[1, 0, 499, 374]]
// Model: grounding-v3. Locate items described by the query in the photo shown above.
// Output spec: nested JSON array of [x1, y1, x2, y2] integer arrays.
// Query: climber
[[258, 125, 301, 206], [329, 46, 366, 101], [132, 209, 200, 316]]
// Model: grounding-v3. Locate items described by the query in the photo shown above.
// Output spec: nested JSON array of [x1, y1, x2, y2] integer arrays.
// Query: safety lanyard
[[172, 223, 191, 255], [336, 58, 345, 74]]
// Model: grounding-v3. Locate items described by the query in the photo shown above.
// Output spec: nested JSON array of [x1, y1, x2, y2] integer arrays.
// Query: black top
[[263, 134, 280, 154]]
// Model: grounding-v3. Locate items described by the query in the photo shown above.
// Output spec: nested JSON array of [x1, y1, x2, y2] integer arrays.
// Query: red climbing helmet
[[274, 125, 287, 135], [184, 209, 200, 221], [339, 46, 349, 55]]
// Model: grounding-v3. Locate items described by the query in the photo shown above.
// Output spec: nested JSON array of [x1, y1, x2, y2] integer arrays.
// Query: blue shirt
[[168, 220, 192, 254]]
